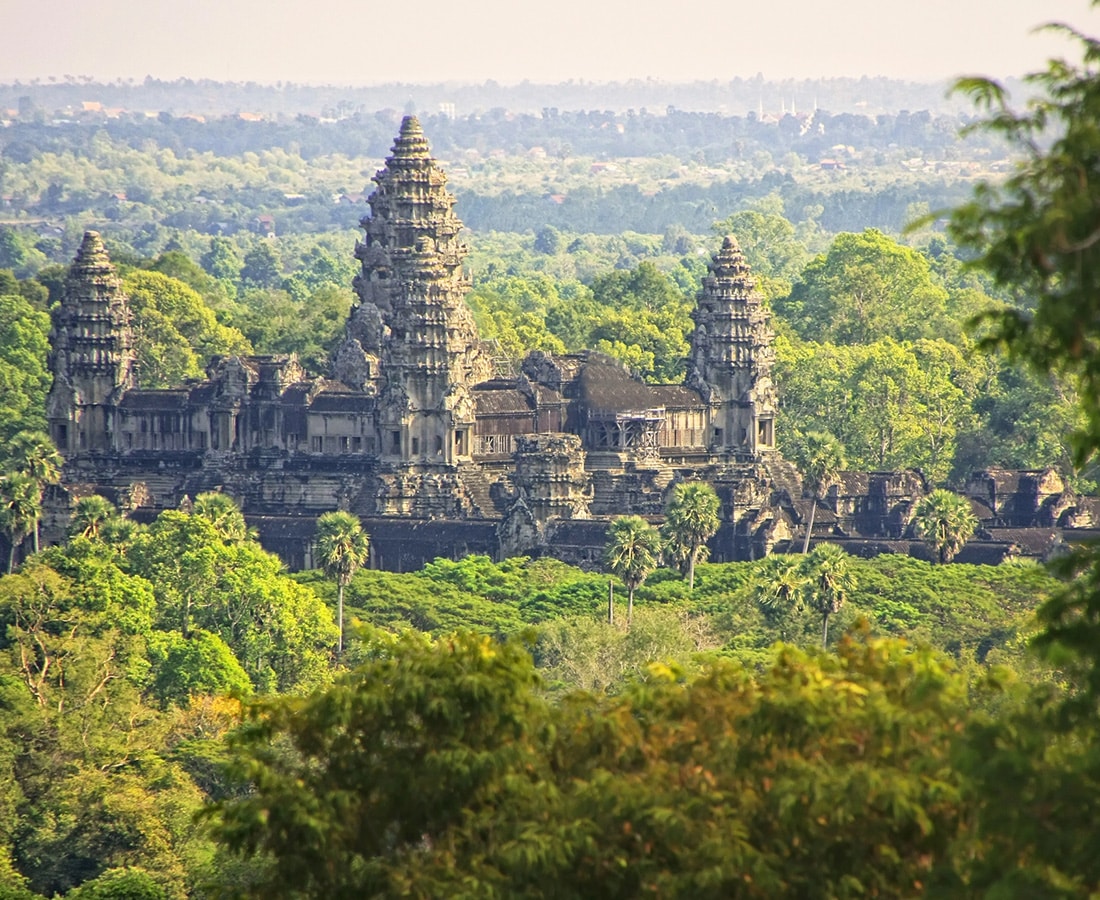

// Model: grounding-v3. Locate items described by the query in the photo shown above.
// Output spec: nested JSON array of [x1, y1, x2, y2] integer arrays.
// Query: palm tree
[[5, 432, 63, 553], [8, 431, 64, 486], [752, 554, 807, 633], [69, 494, 117, 540], [605, 515, 662, 625], [790, 431, 846, 554], [804, 543, 856, 648], [193, 492, 252, 542], [315, 511, 370, 657], [0, 473, 40, 573], [912, 489, 979, 564], [662, 482, 721, 591], [99, 516, 140, 553]]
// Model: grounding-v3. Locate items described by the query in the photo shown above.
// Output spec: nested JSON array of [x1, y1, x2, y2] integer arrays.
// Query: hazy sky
[[3, 0, 1097, 84]]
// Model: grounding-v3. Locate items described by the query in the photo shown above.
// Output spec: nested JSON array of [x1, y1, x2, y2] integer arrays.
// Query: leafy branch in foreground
[[949, 21, 1100, 467]]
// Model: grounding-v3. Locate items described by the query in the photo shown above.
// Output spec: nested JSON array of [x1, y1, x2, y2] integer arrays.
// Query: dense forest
[[0, 102, 1001, 236], [0, 495, 1068, 898], [1, 25, 1100, 900]]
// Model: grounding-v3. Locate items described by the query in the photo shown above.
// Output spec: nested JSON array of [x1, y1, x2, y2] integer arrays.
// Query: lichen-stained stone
[[48, 123, 1067, 570], [46, 231, 136, 455], [687, 234, 778, 459]]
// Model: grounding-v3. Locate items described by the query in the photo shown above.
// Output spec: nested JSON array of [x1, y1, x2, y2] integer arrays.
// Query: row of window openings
[[103, 422, 772, 453], [113, 427, 477, 455], [311, 436, 367, 453], [307, 431, 469, 455], [122, 431, 204, 449], [712, 420, 775, 447]]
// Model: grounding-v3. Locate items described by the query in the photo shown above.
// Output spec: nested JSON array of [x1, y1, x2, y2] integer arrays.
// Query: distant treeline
[[0, 74, 996, 118], [0, 104, 999, 237], [458, 175, 974, 235], [2, 105, 1000, 163]]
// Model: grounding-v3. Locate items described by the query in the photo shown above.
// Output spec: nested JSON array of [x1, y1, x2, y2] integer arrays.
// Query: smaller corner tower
[[46, 231, 135, 455], [687, 234, 777, 460]]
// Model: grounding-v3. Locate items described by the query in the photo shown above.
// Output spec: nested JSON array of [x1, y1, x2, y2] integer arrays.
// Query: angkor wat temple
[[44, 117, 1099, 569]]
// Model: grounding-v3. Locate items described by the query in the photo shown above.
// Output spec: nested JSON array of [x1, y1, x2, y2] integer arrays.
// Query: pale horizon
[[2, 0, 1097, 86]]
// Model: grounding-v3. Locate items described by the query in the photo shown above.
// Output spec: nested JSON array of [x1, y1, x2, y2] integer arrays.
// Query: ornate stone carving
[[46, 231, 135, 454], [331, 339, 379, 394], [511, 433, 591, 522], [686, 234, 778, 459], [497, 495, 542, 559], [52, 125, 1052, 572]]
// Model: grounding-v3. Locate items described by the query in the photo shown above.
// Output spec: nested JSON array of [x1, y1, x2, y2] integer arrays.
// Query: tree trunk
[[608, 579, 614, 625], [687, 551, 696, 592], [7, 542, 13, 575], [627, 587, 634, 625], [802, 498, 818, 554], [822, 611, 830, 648], [32, 520, 39, 555], [338, 582, 345, 658]]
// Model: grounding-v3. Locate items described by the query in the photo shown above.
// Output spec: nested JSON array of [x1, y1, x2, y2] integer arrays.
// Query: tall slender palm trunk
[[337, 582, 345, 657], [802, 498, 818, 554]]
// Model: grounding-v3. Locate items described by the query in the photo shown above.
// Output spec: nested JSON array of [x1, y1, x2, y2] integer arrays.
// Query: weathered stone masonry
[[45, 117, 1095, 569]]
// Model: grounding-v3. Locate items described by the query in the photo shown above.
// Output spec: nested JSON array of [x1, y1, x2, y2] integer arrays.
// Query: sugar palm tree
[[804, 543, 856, 648], [99, 516, 140, 553], [605, 515, 662, 625], [662, 482, 721, 591], [753, 554, 807, 633], [193, 491, 252, 543], [69, 494, 117, 540], [912, 489, 979, 564], [0, 472, 40, 573], [5, 431, 63, 553], [790, 431, 845, 554], [315, 511, 370, 657]]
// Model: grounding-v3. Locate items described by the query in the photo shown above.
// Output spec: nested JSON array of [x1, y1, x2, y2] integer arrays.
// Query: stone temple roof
[[648, 385, 707, 409], [475, 387, 535, 416], [119, 390, 190, 411], [70, 231, 114, 278], [576, 358, 702, 414], [390, 115, 431, 161], [309, 392, 375, 413]]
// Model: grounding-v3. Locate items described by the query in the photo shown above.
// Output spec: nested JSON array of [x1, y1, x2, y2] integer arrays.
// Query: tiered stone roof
[[46, 231, 136, 455], [337, 115, 490, 398], [683, 234, 778, 458], [689, 234, 775, 390], [50, 231, 134, 381]]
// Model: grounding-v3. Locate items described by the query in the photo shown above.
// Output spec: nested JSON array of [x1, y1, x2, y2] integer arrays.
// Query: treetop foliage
[[949, 21, 1100, 470], [208, 625, 983, 899]]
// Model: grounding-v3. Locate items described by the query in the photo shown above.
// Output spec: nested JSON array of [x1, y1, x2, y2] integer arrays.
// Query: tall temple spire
[[687, 234, 777, 459], [337, 115, 482, 371], [334, 115, 491, 514], [46, 231, 135, 454]]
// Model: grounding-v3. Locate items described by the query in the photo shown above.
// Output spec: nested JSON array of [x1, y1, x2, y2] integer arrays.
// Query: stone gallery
[[44, 117, 1090, 569]]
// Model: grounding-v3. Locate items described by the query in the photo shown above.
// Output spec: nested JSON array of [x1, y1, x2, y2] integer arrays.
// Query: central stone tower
[[335, 115, 492, 516]]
